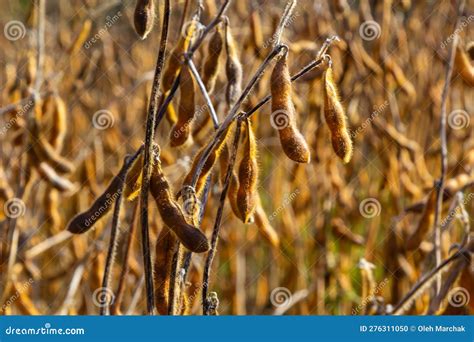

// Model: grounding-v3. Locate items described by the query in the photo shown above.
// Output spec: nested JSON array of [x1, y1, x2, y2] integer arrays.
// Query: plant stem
[[202, 118, 243, 315], [432, 0, 465, 294], [139, 0, 171, 315]]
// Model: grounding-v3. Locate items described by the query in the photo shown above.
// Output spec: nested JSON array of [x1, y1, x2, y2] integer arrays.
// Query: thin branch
[[202, 118, 242, 315], [111, 201, 139, 315], [100, 153, 140, 315], [273, 0, 297, 47], [432, 0, 466, 294], [139, 0, 171, 315], [186, 57, 219, 128]]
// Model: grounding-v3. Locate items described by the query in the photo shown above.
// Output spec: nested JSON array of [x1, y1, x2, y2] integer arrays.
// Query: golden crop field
[[0, 0, 472, 316]]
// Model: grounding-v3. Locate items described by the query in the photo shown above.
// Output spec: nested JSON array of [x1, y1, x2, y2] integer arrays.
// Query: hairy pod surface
[[153, 227, 176, 315], [270, 53, 311, 163], [170, 65, 195, 147], [134, 0, 155, 40], [323, 66, 353, 163], [202, 27, 223, 94], [150, 157, 209, 253], [225, 26, 243, 107], [236, 119, 259, 223], [183, 123, 234, 196], [66, 161, 127, 233]]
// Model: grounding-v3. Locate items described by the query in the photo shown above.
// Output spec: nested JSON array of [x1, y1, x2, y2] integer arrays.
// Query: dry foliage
[[0, 0, 473, 316]]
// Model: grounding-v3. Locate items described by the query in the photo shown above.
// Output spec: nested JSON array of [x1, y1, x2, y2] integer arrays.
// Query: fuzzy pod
[[153, 226, 177, 315], [183, 122, 235, 196], [162, 19, 196, 93], [225, 25, 243, 106], [236, 119, 259, 223], [134, 0, 155, 40], [202, 26, 223, 94], [150, 157, 209, 253], [218, 144, 241, 219], [170, 65, 195, 147], [161, 20, 196, 124], [323, 66, 353, 163], [66, 159, 128, 233], [270, 53, 311, 163], [123, 152, 143, 201]]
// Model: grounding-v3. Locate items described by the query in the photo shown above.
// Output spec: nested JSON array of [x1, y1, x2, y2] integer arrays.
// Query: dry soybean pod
[[218, 143, 240, 219], [66, 156, 133, 234], [153, 226, 177, 315], [161, 18, 197, 124], [134, 0, 155, 40], [236, 118, 259, 223], [150, 151, 209, 253], [323, 62, 353, 164], [170, 64, 195, 147], [270, 48, 311, 163], [202, 25, 223, 94], [224, 21, 243, 107], [183, 122, 235, 196], [124, 151, 144, 201]]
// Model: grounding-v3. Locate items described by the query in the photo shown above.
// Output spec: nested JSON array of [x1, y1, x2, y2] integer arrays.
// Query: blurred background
[[0, 0, 473, 315]]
